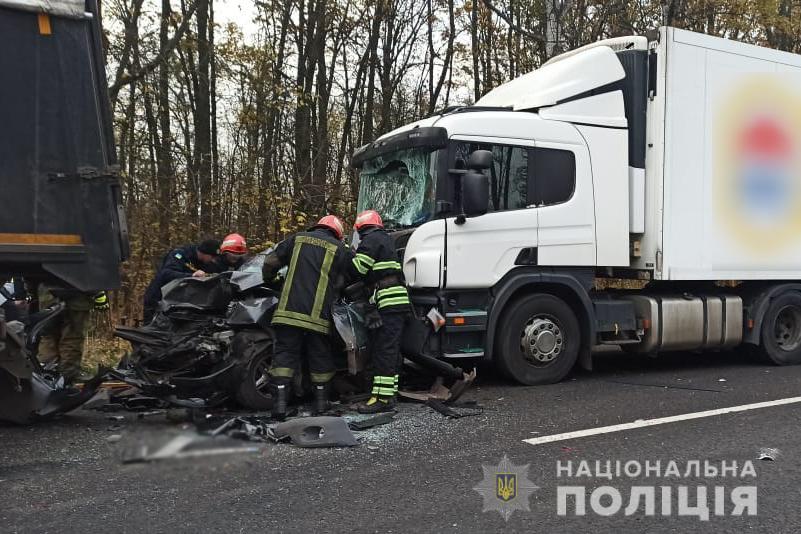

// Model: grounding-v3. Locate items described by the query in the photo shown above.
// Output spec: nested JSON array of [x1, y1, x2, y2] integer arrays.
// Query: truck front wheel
[[759, 292, 801, 365], [495, 293, 580, 385]]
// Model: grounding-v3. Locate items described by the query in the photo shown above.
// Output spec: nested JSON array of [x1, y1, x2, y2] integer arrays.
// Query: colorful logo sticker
[[715, 78, 801, 252]]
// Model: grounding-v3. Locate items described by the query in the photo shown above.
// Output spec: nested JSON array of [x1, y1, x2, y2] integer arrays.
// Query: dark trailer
[[0, 0, 128, 292]]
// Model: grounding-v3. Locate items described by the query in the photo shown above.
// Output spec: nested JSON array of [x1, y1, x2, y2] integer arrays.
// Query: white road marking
[[523, 395, 801, 446]]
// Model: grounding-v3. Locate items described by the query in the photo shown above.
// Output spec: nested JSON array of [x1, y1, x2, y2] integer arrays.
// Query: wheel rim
[[774, 305, 801, 352], [519, 314, 564, 367]]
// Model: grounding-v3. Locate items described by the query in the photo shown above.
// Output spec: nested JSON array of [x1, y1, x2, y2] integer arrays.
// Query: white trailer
[[351, 27, 801, 384]]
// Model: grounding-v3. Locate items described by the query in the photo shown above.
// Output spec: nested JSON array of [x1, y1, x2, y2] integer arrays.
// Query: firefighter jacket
[[263, 228, 352, 335], [351, 227, 410, 313]]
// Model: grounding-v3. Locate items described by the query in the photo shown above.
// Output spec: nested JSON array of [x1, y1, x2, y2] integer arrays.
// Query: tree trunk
[[195, 0, 212, 231], [156, 0, 174, 244]]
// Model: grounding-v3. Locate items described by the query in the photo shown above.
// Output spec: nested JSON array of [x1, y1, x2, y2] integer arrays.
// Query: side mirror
[[467, 149, 493, 170], [462, 171, 489, 218]]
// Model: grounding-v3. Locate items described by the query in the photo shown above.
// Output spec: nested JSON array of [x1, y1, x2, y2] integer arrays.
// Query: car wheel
[[234, 342, 274, 410], [495, 293, 580, 385]]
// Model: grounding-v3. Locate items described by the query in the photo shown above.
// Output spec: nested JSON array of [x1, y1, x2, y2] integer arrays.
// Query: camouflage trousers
[[38, 288, 91, 383]]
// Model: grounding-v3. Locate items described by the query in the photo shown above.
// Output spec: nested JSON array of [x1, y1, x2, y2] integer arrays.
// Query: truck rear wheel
[[495, 293, 580, 385], [759, 292, 801, 365]]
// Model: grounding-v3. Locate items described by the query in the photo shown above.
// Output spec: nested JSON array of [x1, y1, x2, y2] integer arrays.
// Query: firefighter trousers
[[368, 312, 407, 398], [269, 325, 336, 385]]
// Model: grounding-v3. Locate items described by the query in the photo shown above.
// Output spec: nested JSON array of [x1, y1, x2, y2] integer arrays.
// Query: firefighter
[[219, 233, 249, 270], [261, 215, 352, 420], [350, 209, 410, 414], [142, 239, 222, 324], [37, 287, 109, 384]]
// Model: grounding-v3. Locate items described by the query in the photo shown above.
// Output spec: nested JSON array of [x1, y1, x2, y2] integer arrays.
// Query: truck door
[[532, 143, 596, 265], [445, 139, 538, 288]]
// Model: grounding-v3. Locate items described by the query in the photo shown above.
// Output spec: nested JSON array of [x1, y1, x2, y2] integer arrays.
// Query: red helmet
[[314, 215, 345, 240], [220, 233, 248, 254], [354, 210, 383, 231]]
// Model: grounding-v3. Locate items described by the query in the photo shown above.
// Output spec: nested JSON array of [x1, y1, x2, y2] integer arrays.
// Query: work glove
[[93, 291, 109, 311]]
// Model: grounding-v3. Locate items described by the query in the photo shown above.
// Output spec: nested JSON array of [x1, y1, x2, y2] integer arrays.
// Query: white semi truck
[[351, 27, 801, 385]]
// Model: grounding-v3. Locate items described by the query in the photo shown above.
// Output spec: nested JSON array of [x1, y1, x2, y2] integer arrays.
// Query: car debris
[[347, 412, 395, 431], [757, 447, 780, 461], [0, 303, 105, 424], [268, 416, 359, 448], [120, 432, 261, 463], [425, 399, 483, 419]]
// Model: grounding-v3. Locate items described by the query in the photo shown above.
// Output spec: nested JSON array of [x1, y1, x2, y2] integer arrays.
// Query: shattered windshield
[[357, 147, 436, 228], [237, 250, 271, 273]]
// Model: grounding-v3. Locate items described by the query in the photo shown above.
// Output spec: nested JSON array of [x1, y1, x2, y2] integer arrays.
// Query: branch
[[108, 0, 200, 101], [483, 0, 546, 42]]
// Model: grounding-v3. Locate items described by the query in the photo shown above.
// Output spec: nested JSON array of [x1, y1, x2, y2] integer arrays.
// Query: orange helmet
[[220, 233, 248, 254], [313, 215, 345, 240], [354, 210, 383, 231]]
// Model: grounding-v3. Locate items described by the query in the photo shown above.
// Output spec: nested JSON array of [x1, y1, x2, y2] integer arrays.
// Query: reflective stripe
[[273, 309, 330, 328], [272, 313, 330, 334], [373, 375, 395, 386], [373, 260, 401, 271], [269, 367, 294, 378], [376, 286, 407, 299], [311, 244, 336, 320], [352, 256, 370, 275], [276, 239, 303, 316], [378, 296, 410, 308], [373, 387, 395, 396], [311, 371, 335, 383], [356, 253, 375, 267]]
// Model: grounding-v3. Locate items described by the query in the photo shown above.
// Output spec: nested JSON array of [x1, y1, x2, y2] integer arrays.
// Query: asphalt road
[[3, 348, 801, 533]]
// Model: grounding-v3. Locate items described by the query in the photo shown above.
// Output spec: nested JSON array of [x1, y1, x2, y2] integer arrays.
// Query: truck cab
[[352, 28, 801, 384]]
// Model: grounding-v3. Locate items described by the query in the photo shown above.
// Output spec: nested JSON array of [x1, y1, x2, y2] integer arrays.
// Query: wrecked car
[[111, 253, 282, 410]]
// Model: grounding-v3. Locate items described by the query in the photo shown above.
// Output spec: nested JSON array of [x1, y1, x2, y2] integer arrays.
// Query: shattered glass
[[357, 147, 437, 228]]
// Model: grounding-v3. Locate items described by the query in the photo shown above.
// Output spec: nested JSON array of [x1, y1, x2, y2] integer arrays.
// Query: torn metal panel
[[0, 366, 105, 424], [0, 306, 104, 424]]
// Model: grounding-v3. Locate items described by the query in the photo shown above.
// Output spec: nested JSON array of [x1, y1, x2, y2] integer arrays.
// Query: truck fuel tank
[[625, 295, 743, 353]]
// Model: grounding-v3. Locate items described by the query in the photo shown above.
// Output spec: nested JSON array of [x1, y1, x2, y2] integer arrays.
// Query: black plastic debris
[[426, 399, 483, 419], [269, 416, 359, 448], [348, 412, 394, 431]]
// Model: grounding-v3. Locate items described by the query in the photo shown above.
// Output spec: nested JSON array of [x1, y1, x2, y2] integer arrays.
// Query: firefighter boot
[[357, 395, 396, 414], [271, 383, 288, 421], [312, 383, 329, 415]]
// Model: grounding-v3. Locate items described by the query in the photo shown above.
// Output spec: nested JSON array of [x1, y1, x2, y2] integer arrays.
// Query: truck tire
[[495, 293, 580, 385], [234, 343, 274, 410], [758, 291, 801, 365]]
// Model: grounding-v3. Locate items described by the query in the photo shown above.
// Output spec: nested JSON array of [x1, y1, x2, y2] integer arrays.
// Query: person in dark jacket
[[261, 215, 352, 419], [350, 209, 410, 413], [142, 239, 222, 324]]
